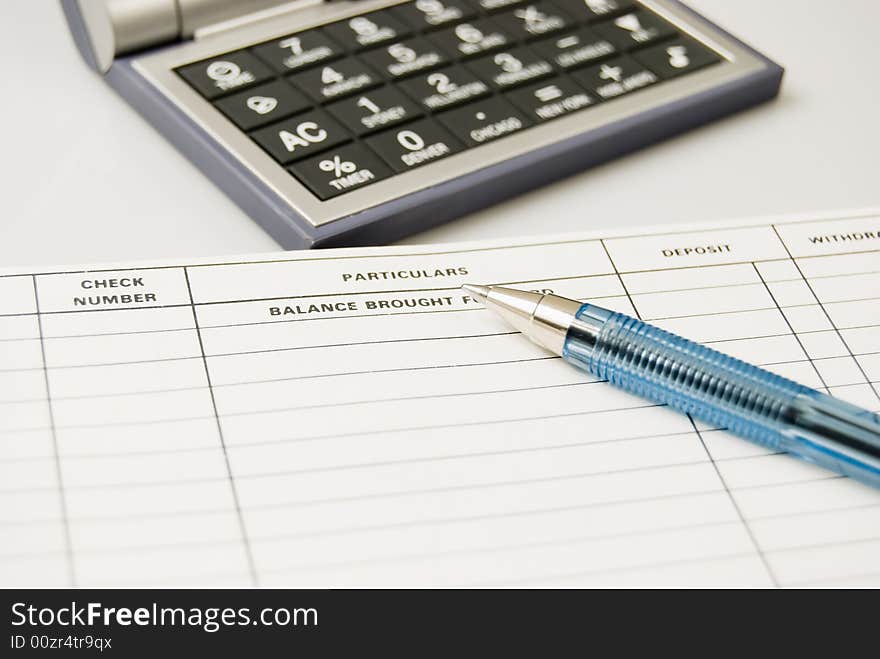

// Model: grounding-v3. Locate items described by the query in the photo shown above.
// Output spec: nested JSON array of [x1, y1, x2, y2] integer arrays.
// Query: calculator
[[62, 0, 782, 248]]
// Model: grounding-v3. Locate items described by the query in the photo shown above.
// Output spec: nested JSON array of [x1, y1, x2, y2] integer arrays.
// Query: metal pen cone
[[462, 284, 581, 355], [461, 284, 490, 302]]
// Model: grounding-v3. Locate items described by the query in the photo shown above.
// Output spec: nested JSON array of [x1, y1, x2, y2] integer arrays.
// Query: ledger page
[[2, 208, 879, 586]]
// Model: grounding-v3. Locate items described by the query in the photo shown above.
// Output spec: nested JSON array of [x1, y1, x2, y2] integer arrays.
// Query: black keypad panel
[[176, 0, 723, 200]]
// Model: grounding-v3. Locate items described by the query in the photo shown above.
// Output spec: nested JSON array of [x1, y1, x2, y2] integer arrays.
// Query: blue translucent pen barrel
[[562, 304, 880, 489]]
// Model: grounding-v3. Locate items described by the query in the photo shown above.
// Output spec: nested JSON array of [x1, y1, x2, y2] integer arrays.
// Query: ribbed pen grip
[[563, 304, 813, 451]]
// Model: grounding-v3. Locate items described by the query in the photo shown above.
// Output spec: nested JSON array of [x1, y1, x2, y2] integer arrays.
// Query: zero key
[[365, 118, 463, 172]]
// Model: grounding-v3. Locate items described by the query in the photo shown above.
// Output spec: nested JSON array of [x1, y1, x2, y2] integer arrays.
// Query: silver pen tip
[[462, 284, 490, 302]]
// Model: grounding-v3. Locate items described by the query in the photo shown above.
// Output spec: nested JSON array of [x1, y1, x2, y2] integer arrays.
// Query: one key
[[289, 143, 392, 199], [493, 2, 574, 40], [553, 0, 635, 22], [532, 27, 616, 69], [326, 87, 422, 135], [437, 96, 532, 145], [251, 29, 343, 73], [569, 54, 657, 100], [392, 0, 478, 30], [506, 75, 594, 121], [362, 37, 449, 79], [466, 47, 554, 89], [288, 57, 381, 103], [177, 51, 273, 100], [250, 109, 349, 164], [633, 37, 721, 78], [400, 65, 491, 111], [428, 19, 513, 59], [365, 119, 464, 172], [214, 81, 310, 131], [323, 10, 410, 51], [592, 10, 677, 50]]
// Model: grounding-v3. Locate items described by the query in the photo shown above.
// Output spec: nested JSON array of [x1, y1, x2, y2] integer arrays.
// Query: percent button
[[289, 144, 392, 199]]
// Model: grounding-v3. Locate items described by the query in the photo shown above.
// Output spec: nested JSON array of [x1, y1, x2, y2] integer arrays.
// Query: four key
[[288, 57, 382, 103]]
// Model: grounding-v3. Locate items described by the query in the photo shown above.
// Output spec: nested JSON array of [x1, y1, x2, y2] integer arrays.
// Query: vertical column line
[[182, 267, 258, 585], [771, 225, 880, 404], [684, 415, 779, 587], [598, 241, 779, 587], [31, 275, 76, 586], [751, 262, 831, 393]]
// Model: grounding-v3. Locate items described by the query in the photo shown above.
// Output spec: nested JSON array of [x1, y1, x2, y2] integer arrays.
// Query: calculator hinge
[[62, 0, 322, 73]]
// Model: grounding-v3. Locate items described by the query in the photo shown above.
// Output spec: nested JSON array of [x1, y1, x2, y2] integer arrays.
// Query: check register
[[62, 0, 783, 248]]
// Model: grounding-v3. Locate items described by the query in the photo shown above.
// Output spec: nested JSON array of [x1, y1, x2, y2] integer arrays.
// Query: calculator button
[[554, 0, 634, 22], [633, 37, 721, 79], [466, 47, 553, 89], [506, 75, 594, 121], [493, 2, 574, 40], [323, 10, 410, 51], [475, 0, 527, 12], [214, 81, 310, 131], [392, 0, 478, 30], [288, 57, 381, 103], [532, 27, 616, 69], [437, 96, 532, 145], [362, 38, 449, 79], [570, 55, 657, 100], [251, 110, 349, 164], [365, 119, 463, 172], [289, 143, 392, 199], [592, 10, 677, 51], [428, 19, 514, 59], [177, 51, 273, 99], [251, 30, 343, 73], [400, 65, 491, 110], [326, 88, 422, 135]]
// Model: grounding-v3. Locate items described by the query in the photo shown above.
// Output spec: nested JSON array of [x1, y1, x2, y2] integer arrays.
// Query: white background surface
[[0, 0, 877, 267]]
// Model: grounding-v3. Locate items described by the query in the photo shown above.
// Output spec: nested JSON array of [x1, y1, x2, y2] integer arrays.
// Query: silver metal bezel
[[132, 0, 769, 229]]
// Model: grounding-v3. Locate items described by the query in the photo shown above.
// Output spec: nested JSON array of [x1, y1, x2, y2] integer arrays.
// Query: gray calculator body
[[62, 0, 783, 249]]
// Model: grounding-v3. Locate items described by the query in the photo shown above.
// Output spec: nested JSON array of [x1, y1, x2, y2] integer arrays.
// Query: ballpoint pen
[[462, 284, 880, 490]]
